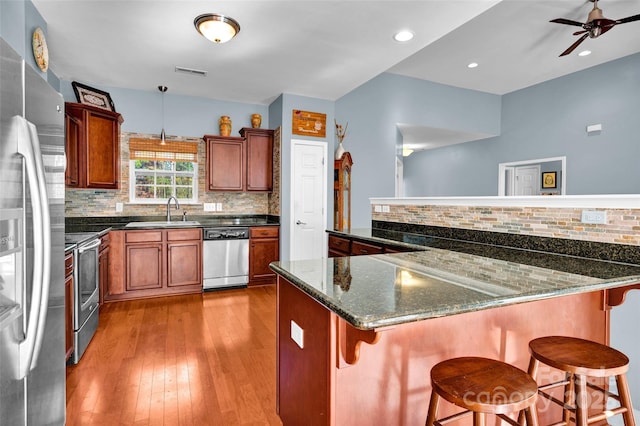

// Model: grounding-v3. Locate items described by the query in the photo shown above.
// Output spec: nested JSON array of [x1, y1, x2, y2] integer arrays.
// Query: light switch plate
[[382, 205, 390, 213], [374, 205, 382, 213], [291, 320, 304, 349], [216, 202, 222, 211], [115, 202, 123, 213], [204, 203, 216, 212]]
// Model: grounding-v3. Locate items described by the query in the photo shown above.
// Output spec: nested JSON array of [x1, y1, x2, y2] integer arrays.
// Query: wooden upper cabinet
[[205, 135, 245, 191], [205, 128, 274, 192], [65, 102, 123, 189], [240, 128, 274, 191]]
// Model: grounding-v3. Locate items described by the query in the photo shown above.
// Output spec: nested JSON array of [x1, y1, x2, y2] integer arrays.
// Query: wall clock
[[32, 27, 49, 72]]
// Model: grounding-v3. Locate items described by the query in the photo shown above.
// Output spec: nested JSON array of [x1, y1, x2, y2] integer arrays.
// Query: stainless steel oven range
[[65, 233, 100, 363], [202, 227, 249, 290]]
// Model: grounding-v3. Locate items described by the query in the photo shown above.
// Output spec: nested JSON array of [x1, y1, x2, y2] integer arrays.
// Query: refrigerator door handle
[[12, 115, 52, 378]]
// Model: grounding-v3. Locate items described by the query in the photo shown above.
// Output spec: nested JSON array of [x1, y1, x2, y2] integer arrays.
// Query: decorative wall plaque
[[292, 110, 326, 138]]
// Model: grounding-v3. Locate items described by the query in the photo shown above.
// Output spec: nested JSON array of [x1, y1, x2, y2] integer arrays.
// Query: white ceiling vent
[[174, 66, 207, 77]]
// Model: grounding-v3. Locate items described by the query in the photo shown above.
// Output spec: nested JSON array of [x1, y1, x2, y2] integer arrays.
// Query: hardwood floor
[[66, 286, 282, 426]]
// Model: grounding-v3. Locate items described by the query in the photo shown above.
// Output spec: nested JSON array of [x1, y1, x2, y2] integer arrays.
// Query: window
[[129, 138, 199, 204]]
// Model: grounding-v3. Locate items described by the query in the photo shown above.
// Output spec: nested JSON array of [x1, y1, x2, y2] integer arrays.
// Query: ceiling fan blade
[[550, 18, 585, 27], [572, 29, 588, 35], [616, 13, 640, 24], [559, 33, 589, 56]]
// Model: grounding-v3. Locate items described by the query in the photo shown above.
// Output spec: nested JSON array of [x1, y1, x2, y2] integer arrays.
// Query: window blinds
[[129, 138, 198, 162]]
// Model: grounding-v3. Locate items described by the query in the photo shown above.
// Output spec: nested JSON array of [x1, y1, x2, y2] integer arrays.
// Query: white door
[[290, 140, 327, 261], [514, 165, 540, 196]]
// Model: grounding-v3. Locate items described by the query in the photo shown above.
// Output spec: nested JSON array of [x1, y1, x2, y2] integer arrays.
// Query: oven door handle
[[78, 239, 101, 253], [13, 115, 51, 379]]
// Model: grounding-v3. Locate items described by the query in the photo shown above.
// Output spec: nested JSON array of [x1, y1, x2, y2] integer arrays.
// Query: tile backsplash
[[372, 204, 640, 246], [65, 130, 281, 217]]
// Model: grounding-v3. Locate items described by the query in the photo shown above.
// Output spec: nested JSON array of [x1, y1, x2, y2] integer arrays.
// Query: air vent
[[174, 66, 207, 76]]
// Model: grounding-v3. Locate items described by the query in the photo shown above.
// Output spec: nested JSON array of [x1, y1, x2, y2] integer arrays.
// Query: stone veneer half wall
[[370, 197, 640, 247], [65, 130, 281, 217]]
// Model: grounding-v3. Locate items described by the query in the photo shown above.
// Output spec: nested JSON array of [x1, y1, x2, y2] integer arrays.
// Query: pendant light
[[159, 85, 167, 145], [194, 14, 240, 43]]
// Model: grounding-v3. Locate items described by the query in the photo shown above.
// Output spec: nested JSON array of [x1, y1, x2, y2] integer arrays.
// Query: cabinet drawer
[[167, 228, 202, 242], [125, 230, 163, 243], [351, 240, 383, 256], [250, 226, 279, 239], [328, 236, 350, 254], [65, 253, 73, 277]]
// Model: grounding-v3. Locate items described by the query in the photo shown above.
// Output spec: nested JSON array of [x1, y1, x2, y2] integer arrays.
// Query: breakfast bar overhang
[[270, 240, 640, 426]]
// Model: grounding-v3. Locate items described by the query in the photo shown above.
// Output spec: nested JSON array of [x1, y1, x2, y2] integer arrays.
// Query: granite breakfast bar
[[270, 235, 640, 426]]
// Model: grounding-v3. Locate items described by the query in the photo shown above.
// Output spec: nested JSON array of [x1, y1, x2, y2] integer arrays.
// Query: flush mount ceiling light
[[467, 62, 479, 69], [393, 30, 414, 42], [578, 50, 592, 57], [194, 14, 241, 43]]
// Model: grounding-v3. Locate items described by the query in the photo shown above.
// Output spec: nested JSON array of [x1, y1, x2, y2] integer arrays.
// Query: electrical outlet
[[290, 320, 304, 349], [581, 210, 607, 224], [115, 202, 123, 213], [204, 203, 216, 212], [216, 202, 222, 211]]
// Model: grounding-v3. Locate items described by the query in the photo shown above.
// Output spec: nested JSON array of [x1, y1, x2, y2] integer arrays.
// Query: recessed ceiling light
[[578, 50, 592, 57], [467, 62, 479, 69], [393, 30, 414, 42]]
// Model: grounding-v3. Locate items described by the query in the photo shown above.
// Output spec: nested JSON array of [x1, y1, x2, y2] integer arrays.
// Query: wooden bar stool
[[527, 336, 635, 426], [425, 357, 540, 426]]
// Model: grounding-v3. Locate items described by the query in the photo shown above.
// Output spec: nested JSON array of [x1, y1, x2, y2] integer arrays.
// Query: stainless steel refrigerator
[[0, 37, 66, 425]]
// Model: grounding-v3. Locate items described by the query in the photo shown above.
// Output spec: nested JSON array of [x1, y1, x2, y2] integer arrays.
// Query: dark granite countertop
[[271, 228, 640, 330], [65, 214, 279, 234]]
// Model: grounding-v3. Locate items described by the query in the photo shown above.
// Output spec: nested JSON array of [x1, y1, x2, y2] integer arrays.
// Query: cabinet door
[[126, 243, 163, 291], [206, 136, 245, 191], [245, 130, 273, 191], [167, 241, 202, 287], [65, 113, 81, 187], [85, 110, 119, 188], [249, 238, 279, 285]]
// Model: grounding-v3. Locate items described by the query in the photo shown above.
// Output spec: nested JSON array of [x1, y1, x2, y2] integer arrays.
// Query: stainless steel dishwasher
[[202, 227, 249, 290]]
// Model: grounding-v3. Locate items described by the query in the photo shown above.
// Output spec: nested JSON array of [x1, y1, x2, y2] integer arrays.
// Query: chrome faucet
[[166, 196, 180, 222]]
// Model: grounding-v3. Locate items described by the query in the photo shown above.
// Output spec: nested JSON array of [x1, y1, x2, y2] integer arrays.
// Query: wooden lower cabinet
[[107, 228, 202, 301], [64, 252, 74, 362], [98, 233, 110, 305], [249, 226, 279, 286]]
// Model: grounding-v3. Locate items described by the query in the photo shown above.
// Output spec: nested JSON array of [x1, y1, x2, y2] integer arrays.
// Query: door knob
[[296, 220, 307, 225]]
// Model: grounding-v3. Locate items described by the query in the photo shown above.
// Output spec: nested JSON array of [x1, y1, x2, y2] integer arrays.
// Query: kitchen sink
[[124, 221, 202, 228]]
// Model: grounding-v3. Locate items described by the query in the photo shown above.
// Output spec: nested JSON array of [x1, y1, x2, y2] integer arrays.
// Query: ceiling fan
[[550, 0, 640, 56]]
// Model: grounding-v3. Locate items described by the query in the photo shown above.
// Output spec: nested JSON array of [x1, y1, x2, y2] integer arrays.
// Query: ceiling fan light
[[194, 14, 241, 43], [467, 62, 479, 68], [578, 50, 592, 56]]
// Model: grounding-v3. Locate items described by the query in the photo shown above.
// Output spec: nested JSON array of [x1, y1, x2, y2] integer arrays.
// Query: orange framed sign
[[292, 110, 326, 138]]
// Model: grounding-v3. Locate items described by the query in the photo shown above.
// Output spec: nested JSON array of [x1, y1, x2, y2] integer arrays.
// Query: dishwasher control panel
[[203, 227, 249, 240]]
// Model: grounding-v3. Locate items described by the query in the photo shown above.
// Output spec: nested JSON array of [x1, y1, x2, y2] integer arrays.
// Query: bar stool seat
[[528, 336, 636, 426], [426, 357, 540, 426]]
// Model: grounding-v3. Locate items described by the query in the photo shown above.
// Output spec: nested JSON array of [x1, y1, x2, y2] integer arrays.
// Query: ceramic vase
[[335, 140, 346, 160], [219, 115, 232, 136], [251, 113, 262, 128]]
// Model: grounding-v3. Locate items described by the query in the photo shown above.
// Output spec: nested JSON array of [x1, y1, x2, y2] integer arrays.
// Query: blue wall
[[335, 73, 501, 226], [403, 52, 640, 197], [59, 81, 268, 138]]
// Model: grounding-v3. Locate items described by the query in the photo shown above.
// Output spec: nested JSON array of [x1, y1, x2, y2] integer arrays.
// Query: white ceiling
[[33, 0, 640, 150]]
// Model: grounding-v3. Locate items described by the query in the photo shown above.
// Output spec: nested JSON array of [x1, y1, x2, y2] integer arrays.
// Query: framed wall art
[[292, 110, 326, 138], [71, 81, 116, 112], [542, 171, 557, 189]]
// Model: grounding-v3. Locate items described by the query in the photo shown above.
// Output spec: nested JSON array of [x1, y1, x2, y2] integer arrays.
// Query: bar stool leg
[[473, 411, 486, 426], [574, 374, 589, 426], [524, 406, 540, 426], [616, 374, 636, 426], [425, 390, 441, 426], [563, 372, 575, 426]]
